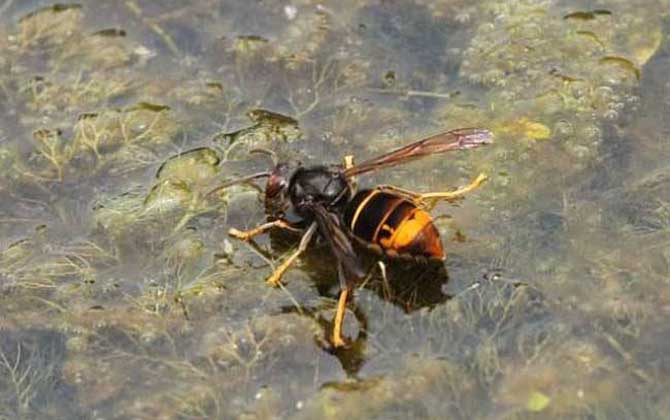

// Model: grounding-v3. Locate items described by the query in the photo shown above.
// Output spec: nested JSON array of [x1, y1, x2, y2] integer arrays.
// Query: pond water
[[1, 0, 670, 418]]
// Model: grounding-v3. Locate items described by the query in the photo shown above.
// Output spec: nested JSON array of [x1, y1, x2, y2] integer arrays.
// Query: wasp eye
[[266, 174, 288, 198]]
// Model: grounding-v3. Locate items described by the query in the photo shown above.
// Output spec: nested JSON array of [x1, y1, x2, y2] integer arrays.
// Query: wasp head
[[264, 162, 295, 217]]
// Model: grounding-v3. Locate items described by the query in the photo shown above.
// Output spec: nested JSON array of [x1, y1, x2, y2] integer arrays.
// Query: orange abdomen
[[343, 189, 444, 261]]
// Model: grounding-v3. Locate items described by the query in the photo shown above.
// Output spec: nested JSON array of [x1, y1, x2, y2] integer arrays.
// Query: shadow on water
[[281, 248, 451, 377]]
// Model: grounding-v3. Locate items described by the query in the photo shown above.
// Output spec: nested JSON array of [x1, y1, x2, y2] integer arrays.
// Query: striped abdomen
[[342, 189, 444, 261]]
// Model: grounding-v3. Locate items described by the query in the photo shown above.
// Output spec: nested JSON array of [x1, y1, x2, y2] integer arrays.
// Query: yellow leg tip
[[331, 333, 347, 348], [474, 173, 488, 185], [265, 272, 283, 287]]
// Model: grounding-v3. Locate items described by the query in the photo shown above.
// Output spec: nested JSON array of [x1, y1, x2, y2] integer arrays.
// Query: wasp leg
[[229, 219, 300, 241], [266, 222, 317, 287], [344, 155, 358, 192], [331, 286, 351, 348], [343, 155, 355, 170], [378, 261, 392, 301], [378, 173, 488, 210], [375, 184, 422, 200], [420, 172, 489, 200]]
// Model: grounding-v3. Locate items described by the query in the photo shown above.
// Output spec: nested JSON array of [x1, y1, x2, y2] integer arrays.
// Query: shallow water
[[1, 0, 670, 418]]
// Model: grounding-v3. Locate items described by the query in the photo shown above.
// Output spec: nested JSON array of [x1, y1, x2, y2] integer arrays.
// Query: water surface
[[1, 0, 669, 418]]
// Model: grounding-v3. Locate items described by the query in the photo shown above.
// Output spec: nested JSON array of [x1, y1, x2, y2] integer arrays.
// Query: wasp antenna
[[206, 171, 272, 198], [250, 148, 278, 166]]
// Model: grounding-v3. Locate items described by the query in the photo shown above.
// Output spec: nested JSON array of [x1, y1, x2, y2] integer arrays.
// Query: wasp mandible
[[209, 128, 493, 347]]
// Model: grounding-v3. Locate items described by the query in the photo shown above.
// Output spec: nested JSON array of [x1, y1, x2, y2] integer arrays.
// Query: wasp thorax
[[288, 166, 351, 217]]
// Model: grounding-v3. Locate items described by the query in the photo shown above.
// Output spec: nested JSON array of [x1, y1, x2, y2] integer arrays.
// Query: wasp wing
[[344, 128, 493, 178], [312, 204, 366, 288]]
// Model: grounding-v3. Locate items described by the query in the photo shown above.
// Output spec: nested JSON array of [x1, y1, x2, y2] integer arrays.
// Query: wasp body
[[343, 189, 444, 261], [210, 127, 493, 347]]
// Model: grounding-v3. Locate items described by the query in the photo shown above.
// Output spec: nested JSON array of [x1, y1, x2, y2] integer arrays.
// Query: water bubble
[[554, 120, 575, 138], [580, 124, 602, 142], [516, 60, 528, 72], [284, 5, 298, 20], [484, 69, 504, 86], [603, 109, 619, 120], [594, 86, 614, 108], [570, 84, 587, 99], [494, 14, 507, 25], [478, 22, 496, 33], [625, 95, 640, 106], [611, 101, 625, 112], [571, 145, 591, 159], [455, 12, 471, 24]]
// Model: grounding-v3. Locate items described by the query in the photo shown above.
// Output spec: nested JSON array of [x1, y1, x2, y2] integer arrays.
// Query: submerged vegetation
[[1, 0, 670, 418]]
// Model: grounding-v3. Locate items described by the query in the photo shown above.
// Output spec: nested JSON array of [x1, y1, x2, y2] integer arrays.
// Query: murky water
[[1, 0, 670, 418]]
